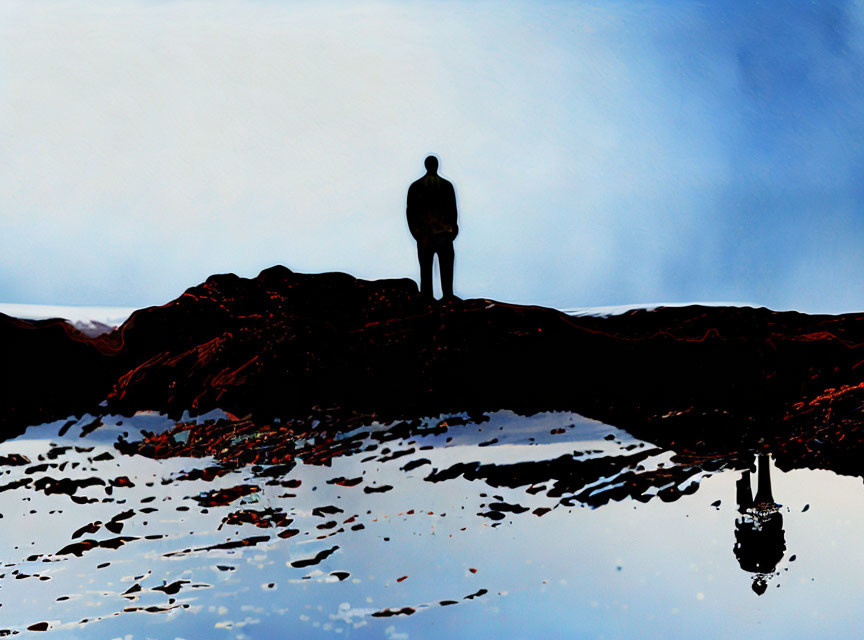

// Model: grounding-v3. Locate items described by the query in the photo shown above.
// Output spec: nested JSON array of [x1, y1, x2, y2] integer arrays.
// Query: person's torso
[[410, 175, 454, 233]]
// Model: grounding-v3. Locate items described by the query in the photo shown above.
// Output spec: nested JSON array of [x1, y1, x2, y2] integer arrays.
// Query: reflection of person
[[406, 155, 459, 301], [733, 454, 786, 595]]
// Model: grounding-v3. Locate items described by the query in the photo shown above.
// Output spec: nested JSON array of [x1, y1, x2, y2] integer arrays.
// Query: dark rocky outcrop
[[1, 314, 116, 430], [4, 265, 864, 447]]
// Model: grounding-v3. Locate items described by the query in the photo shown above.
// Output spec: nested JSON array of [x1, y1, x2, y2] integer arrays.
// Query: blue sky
[[2, 0, 864, 313]]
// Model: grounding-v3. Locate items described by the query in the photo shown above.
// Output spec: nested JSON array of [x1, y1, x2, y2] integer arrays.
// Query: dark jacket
[[406, 174, 458, 241]]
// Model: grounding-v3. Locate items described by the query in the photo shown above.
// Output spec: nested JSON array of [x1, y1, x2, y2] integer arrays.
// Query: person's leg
[[417, 240, 434, 299], [754, 453, 775, 506], [736, 470, 753, 514], [437, 240, 455, 299]]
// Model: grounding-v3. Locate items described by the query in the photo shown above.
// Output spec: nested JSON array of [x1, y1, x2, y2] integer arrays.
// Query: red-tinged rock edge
[[3, 264, 864, 446]]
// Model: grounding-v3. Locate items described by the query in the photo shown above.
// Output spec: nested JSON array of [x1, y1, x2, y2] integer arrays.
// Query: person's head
[[752, 577, 768, 596], [424, 155, 439, 174]]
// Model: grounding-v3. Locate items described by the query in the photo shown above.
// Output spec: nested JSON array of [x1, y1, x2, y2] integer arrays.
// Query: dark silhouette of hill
[[1, 314, 116, 429], [4, 265, 864, 456]]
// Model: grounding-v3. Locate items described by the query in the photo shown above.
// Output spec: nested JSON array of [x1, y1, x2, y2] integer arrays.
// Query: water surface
[[0, 410, 859, 638]]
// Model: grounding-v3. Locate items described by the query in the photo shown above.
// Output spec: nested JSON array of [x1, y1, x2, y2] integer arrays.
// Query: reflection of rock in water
[[734, 454, 786, 595]]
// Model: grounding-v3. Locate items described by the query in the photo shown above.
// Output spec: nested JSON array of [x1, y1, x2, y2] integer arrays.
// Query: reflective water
[[1, 411, 861, 638]]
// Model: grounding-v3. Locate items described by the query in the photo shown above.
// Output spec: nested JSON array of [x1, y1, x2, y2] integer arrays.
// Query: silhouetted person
[[407, 155, 458, 300], [733, 454, 786, 595]]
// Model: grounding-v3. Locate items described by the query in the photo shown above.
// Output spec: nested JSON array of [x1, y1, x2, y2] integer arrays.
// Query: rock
[[4, 265, 864, 447]]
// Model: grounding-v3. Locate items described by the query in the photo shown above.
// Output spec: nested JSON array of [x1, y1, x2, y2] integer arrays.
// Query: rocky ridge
[[4, 265, 864, 450]]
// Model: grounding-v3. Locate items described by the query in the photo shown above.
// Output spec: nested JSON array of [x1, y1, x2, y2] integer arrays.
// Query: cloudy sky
[[2, 0, 864, 312]]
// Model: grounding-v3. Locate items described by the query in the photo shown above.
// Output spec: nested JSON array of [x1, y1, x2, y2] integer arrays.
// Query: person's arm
[[446, 182, 458, 239], [406, 184, 420, 240]]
